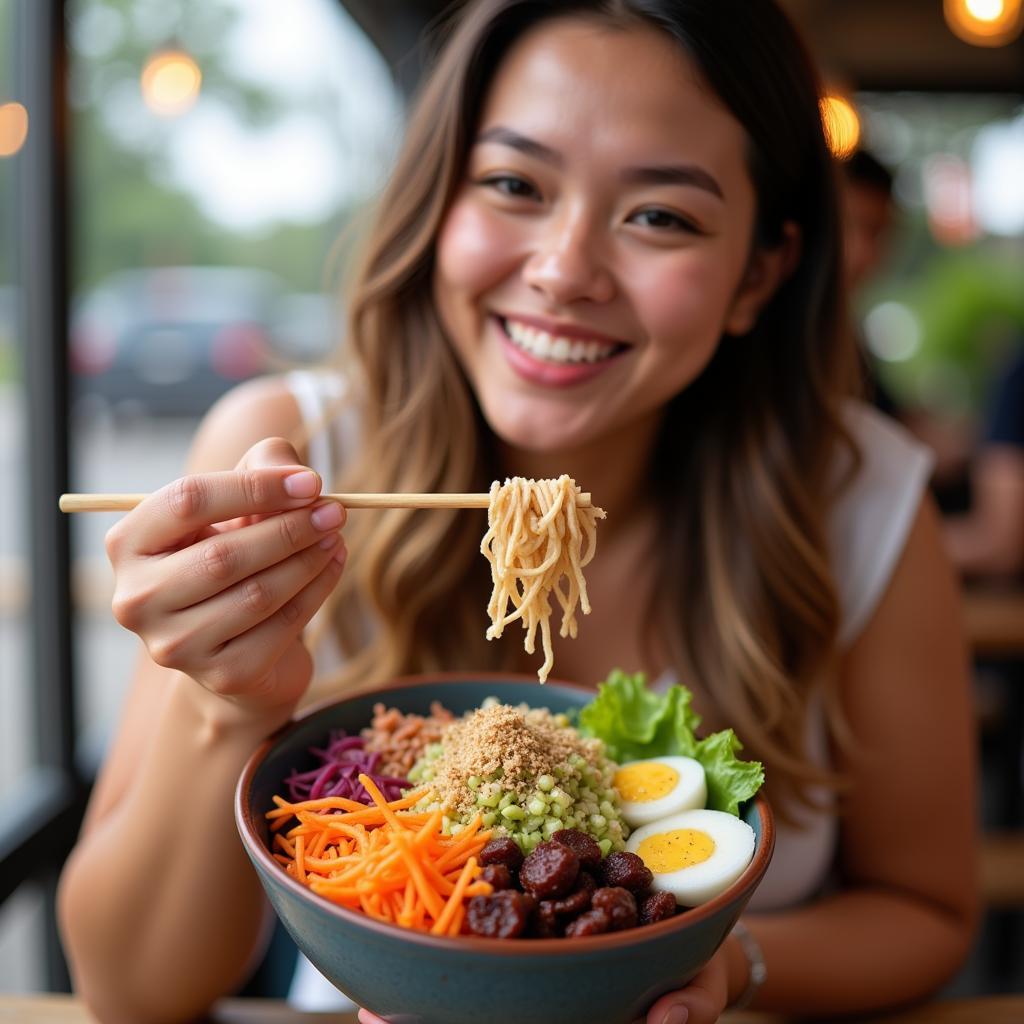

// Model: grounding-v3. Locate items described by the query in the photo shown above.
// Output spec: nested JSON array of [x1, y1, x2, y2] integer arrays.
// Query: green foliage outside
[[0, 0, 383, 382], [68, 0, 363, 296]]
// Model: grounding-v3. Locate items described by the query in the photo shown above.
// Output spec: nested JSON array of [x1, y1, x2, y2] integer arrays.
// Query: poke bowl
[[236, 673, 774, 1024]]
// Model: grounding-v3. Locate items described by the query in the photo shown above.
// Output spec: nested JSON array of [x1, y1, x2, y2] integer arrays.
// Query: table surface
[[5, 995, 1024, 1024]]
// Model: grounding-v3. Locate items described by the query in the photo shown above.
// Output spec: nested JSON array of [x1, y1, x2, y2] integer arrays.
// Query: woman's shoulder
[[828, 400, 936, 647], [839, 399, 933, 465], [186, 368, 354, 475], [187, 373, 311, 471]]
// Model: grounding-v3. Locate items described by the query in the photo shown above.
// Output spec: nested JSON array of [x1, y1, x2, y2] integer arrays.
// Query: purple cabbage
[[284, 730, 410, 806]]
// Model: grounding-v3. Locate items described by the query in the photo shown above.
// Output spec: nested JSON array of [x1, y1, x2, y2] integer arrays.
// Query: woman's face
[[433, 17, 774, 454]]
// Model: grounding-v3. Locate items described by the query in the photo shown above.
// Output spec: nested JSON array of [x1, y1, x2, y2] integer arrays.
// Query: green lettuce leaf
[[694, 729, 765, 817], [578, 669, 764, 816]]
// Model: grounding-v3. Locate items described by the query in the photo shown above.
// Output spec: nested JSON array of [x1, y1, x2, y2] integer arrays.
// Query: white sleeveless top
[[282, 370, 934, 1008]]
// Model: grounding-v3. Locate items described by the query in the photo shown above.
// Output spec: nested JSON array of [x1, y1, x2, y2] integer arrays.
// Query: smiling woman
[[58, 2, 976, 1024], [433, 16, 786, 454]]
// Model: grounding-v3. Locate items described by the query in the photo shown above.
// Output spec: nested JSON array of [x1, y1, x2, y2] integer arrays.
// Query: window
[[0, 0, 46, 991], [0, 0, 402, 992], [68, 0, 401, 777]]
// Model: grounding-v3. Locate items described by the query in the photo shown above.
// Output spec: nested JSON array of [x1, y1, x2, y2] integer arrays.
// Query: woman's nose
[[522, 209, 615, 306]]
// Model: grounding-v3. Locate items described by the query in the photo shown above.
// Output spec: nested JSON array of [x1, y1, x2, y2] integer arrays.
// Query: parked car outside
[[271, 291, 340, 366], [71, 266, 287, 418]]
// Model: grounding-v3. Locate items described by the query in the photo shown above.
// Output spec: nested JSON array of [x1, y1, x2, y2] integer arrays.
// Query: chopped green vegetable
[[578, 668, 765, 816]]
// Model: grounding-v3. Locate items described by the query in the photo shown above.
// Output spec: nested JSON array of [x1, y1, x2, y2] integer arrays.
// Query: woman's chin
[[480, 396, 599, 456]]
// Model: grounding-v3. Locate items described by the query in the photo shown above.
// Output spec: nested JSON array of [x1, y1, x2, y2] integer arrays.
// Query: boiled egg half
[[625, 808, 755, 907], [612, 756, 706, 827]]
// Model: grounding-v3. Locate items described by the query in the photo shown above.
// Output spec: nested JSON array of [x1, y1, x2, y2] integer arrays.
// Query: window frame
[[0, 0, 85, 992]]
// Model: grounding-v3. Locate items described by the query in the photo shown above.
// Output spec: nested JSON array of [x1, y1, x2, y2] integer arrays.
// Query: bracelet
[[730, 921, 767, 1010]]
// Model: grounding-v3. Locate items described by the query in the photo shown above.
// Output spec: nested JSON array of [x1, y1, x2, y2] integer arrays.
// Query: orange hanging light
[[944, 0, 1023, 46], [820, 92, 861, 161], [0, 102, 29, 158], [140, 48, 202, 117]]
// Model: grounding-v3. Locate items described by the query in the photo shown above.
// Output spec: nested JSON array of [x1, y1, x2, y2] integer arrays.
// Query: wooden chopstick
[[58, 492, 592, 512]]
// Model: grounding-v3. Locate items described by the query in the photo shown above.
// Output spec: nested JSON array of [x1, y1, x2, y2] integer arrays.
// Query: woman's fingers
[[218, 437, 313, 531], [202, 545, 347, 701], [235, 436, 306, 473], [147, 499, 347, 612], [158, 531, 346, 662], [645, 950, 729, 1024], [106, 465, 322, 558], [99, 435, 347, 711]]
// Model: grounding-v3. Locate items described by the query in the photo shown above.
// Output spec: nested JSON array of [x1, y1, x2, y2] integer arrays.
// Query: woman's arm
[[58, 377, 343, 1024], [743, 494, 979, 1014]]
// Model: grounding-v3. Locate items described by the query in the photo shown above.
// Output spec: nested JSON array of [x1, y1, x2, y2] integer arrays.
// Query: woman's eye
[[631, 208, 700, 233], [479, 175, 540, 200]]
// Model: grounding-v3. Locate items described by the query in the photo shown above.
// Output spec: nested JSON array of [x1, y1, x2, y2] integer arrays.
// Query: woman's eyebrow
[[476, 126, 562, 166], [475, 125, 724, 200], [620, 165, 724, 200]]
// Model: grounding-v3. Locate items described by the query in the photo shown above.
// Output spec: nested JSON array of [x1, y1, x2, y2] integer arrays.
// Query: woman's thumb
[[237, 435, 308, 472], [650, 1003, 689, 1024]]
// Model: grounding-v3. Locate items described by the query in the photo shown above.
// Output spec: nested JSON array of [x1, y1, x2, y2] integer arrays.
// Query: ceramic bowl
[[236, 674, 774, 1024]]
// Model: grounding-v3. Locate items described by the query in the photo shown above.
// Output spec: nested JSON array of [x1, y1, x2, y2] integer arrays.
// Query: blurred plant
[[856, 93, 1024, 420], [864, 242, 1024, 417]]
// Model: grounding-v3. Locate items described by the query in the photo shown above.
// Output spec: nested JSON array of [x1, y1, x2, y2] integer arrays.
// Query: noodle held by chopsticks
[[481, 476, 605, 683]]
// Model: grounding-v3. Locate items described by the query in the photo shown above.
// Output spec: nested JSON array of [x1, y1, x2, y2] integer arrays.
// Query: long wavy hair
[[310, 0, 861, 816]]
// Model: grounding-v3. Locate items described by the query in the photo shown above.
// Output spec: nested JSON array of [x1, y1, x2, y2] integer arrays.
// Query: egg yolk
[[636, 829, 716, 873], [614, 762, 680, 802]]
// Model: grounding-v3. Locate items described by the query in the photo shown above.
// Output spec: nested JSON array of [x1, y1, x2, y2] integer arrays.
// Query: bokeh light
[[864, 302, 923, 363], [820, 93, 861, 160], [944, 0, 1023, 45], [0, 102, 29, 158], [140, 49, 202, 117], [967, 0, 1006, 20]]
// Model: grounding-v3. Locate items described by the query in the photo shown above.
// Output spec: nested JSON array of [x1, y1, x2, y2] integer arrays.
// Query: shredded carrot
[[309, 829, 330, 859], [431, 856, 478, 935], [268, 788, 429, 829], [434, 816, 489, 872], [267, 772, 494, 934]]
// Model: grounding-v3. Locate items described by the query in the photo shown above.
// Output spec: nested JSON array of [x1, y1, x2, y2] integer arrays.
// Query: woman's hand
[[355, 946, 729, 1024], [104, 437, 347, 715], [642, 947, 729, 1024]]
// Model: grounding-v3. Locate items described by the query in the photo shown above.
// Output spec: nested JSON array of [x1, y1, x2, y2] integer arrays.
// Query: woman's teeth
[[503, 318, 620, 365]]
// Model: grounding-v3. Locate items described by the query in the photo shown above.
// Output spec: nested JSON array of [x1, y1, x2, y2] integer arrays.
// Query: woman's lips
[[494, 316, 628, 388]]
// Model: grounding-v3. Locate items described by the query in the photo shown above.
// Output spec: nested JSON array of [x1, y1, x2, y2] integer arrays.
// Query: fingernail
[[319, 532, 340, 550], [662, 1008, 688, 1024], [333, 541, 347, 564], [311, 501, 342, 530], [284, 470, 318, 498]]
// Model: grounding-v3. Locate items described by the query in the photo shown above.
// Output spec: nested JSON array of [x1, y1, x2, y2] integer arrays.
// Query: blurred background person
[[943, 343, 1024, 580], [840, 148, 900, 416], [839, 148, 975, 513]]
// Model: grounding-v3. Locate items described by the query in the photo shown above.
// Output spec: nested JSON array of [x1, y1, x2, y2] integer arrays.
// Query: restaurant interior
[[1, 0, 1022, 1019]]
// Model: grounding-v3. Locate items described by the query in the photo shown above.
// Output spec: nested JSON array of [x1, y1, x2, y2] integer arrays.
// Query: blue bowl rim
[[235, 671, 775, 957]]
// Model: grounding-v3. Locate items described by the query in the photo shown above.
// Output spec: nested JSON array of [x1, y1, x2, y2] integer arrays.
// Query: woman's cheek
[[629, 258, 736, 343], [436, 199, 523, 294]]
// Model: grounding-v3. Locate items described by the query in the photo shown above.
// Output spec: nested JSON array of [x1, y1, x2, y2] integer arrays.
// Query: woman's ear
[[723, 221, 802, 336]]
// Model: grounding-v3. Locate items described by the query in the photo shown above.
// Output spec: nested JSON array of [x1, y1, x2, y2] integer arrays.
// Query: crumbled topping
[[429, 704, 603, 814]]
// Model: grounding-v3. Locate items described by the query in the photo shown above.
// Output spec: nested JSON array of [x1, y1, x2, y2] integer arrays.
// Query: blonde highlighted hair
[[310, 0, 861, 819]]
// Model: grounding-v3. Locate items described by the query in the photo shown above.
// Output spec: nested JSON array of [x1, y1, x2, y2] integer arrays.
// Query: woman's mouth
[[495, 315, 628, 387]]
